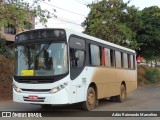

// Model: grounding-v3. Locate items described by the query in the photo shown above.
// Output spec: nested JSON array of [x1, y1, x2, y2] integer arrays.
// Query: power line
[[81, 0, 91, 3], [75, 0, 91, 4], [54, 16, 82, 26], [42, 2, 86, 17], [78, 0, 91, 4], [72, 18, 85, 22], [72, 0, 90, 5], [36, 19, 81, 27]]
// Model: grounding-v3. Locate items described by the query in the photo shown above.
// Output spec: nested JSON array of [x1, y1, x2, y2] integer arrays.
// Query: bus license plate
[[28, 96, 38, 100]]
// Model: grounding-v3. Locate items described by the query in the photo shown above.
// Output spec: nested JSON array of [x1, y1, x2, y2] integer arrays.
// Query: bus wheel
[[115, 84, 127, 102], [82, 87, 96, 111]]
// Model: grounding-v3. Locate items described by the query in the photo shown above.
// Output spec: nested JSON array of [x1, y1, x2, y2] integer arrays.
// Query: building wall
[[0, 18, 35, 42], [0, 27, 15, 42]]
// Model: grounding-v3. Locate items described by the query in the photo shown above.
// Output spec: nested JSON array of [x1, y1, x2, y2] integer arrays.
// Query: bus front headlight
[[50, 82, 68, 93], [13, 84, 22, 93]]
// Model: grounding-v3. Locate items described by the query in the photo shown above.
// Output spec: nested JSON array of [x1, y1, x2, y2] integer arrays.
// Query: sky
[[36, 0, 160, 32]]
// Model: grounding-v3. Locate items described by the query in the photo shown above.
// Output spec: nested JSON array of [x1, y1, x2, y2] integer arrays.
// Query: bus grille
[[16, 80, 53, 84], [21, 89, 51, 92]]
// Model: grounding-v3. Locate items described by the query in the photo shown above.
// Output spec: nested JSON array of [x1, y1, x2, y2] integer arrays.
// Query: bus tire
[[115, 84, 127, 102], [82, 87, 96, 111]]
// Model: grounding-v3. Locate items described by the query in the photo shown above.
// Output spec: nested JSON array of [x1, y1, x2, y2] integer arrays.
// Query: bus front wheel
[[115, 84, 127, 102], [82, 87, 96, 111]]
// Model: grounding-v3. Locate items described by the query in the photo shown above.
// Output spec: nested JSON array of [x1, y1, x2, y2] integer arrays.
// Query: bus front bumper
[[13, 88, 69, 105]]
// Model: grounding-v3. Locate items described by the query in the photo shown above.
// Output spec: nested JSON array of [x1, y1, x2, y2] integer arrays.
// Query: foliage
[[0, 0, 53, 28], [146, 68, 160, 83], [124, 6, 143, 50], [0, 0, 54, 58], [82, 0, 138, 49], [0, 34, 15, 58], [83, 0, 160, 60], [136, 6, 160, 60], [137, 65, 148, 86], [137, 66, 160, 86], [0, 34, 8, 57]]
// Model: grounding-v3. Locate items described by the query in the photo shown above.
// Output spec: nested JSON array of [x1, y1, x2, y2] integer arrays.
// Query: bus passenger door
[[75, 76, 86, 102], [69, 36, 86, 102], [70, 49, 86, 102]]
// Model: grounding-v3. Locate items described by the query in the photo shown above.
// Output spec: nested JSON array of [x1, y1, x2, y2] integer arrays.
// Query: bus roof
[[17, 28, 135, 53]]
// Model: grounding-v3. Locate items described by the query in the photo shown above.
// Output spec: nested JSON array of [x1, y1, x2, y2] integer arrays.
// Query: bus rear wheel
[[115, 84, 127, 102], [82, 87, 96, 111]]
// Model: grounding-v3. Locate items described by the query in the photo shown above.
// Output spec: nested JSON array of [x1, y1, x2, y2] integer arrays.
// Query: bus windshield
[[15, 42, 68, 76]]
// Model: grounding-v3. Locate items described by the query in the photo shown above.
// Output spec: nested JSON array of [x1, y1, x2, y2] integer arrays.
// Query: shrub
[[137, 65, 148, 86], [0, 35, 8, 56], [137, 65, 160, 86], [146, 68, 160, 83], [0, 34, 14, 58]]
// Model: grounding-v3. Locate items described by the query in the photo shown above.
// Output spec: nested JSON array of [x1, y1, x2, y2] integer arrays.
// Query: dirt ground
[[0, 55, 14, 101]]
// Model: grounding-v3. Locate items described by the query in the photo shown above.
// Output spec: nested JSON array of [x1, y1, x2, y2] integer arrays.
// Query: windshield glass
[[15, 42, 68, 76]]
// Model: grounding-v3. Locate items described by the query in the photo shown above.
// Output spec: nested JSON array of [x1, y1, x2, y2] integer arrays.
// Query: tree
[[124, 5, 143, 49], [0, 34, 8, 56], [83, 0, 160, 60], [0, 0, 55, 57], [0, 0, 53, 29], [82, 0, 138, 49], [136, 6, 160, 60]]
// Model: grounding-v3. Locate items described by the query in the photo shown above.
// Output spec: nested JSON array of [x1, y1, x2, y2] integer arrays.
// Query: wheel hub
[[88, 93, 95, 105]]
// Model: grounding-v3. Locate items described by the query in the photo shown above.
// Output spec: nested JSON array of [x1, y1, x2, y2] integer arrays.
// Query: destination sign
[[15, 29, 66, 42]]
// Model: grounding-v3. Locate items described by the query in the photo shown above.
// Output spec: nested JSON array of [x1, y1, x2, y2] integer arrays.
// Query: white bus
[[13, 28, 137, 111]]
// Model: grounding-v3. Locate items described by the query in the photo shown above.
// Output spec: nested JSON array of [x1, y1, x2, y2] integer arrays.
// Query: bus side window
[[70, 48, 76, 67], [102, 48, 106, 66], [110, 49, 115, 67], [128, 54, 131, 69], [70, 48, 85, 68], [90, 44, 100, 66], [130, 55, 135, 69], [75, 50, 85, 67], [103, 48, 111, 67], [115, 51, 121, 68], [121, 52, 124, 68], [123, 53, 128, 69], [133, 55, 136, 69]]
